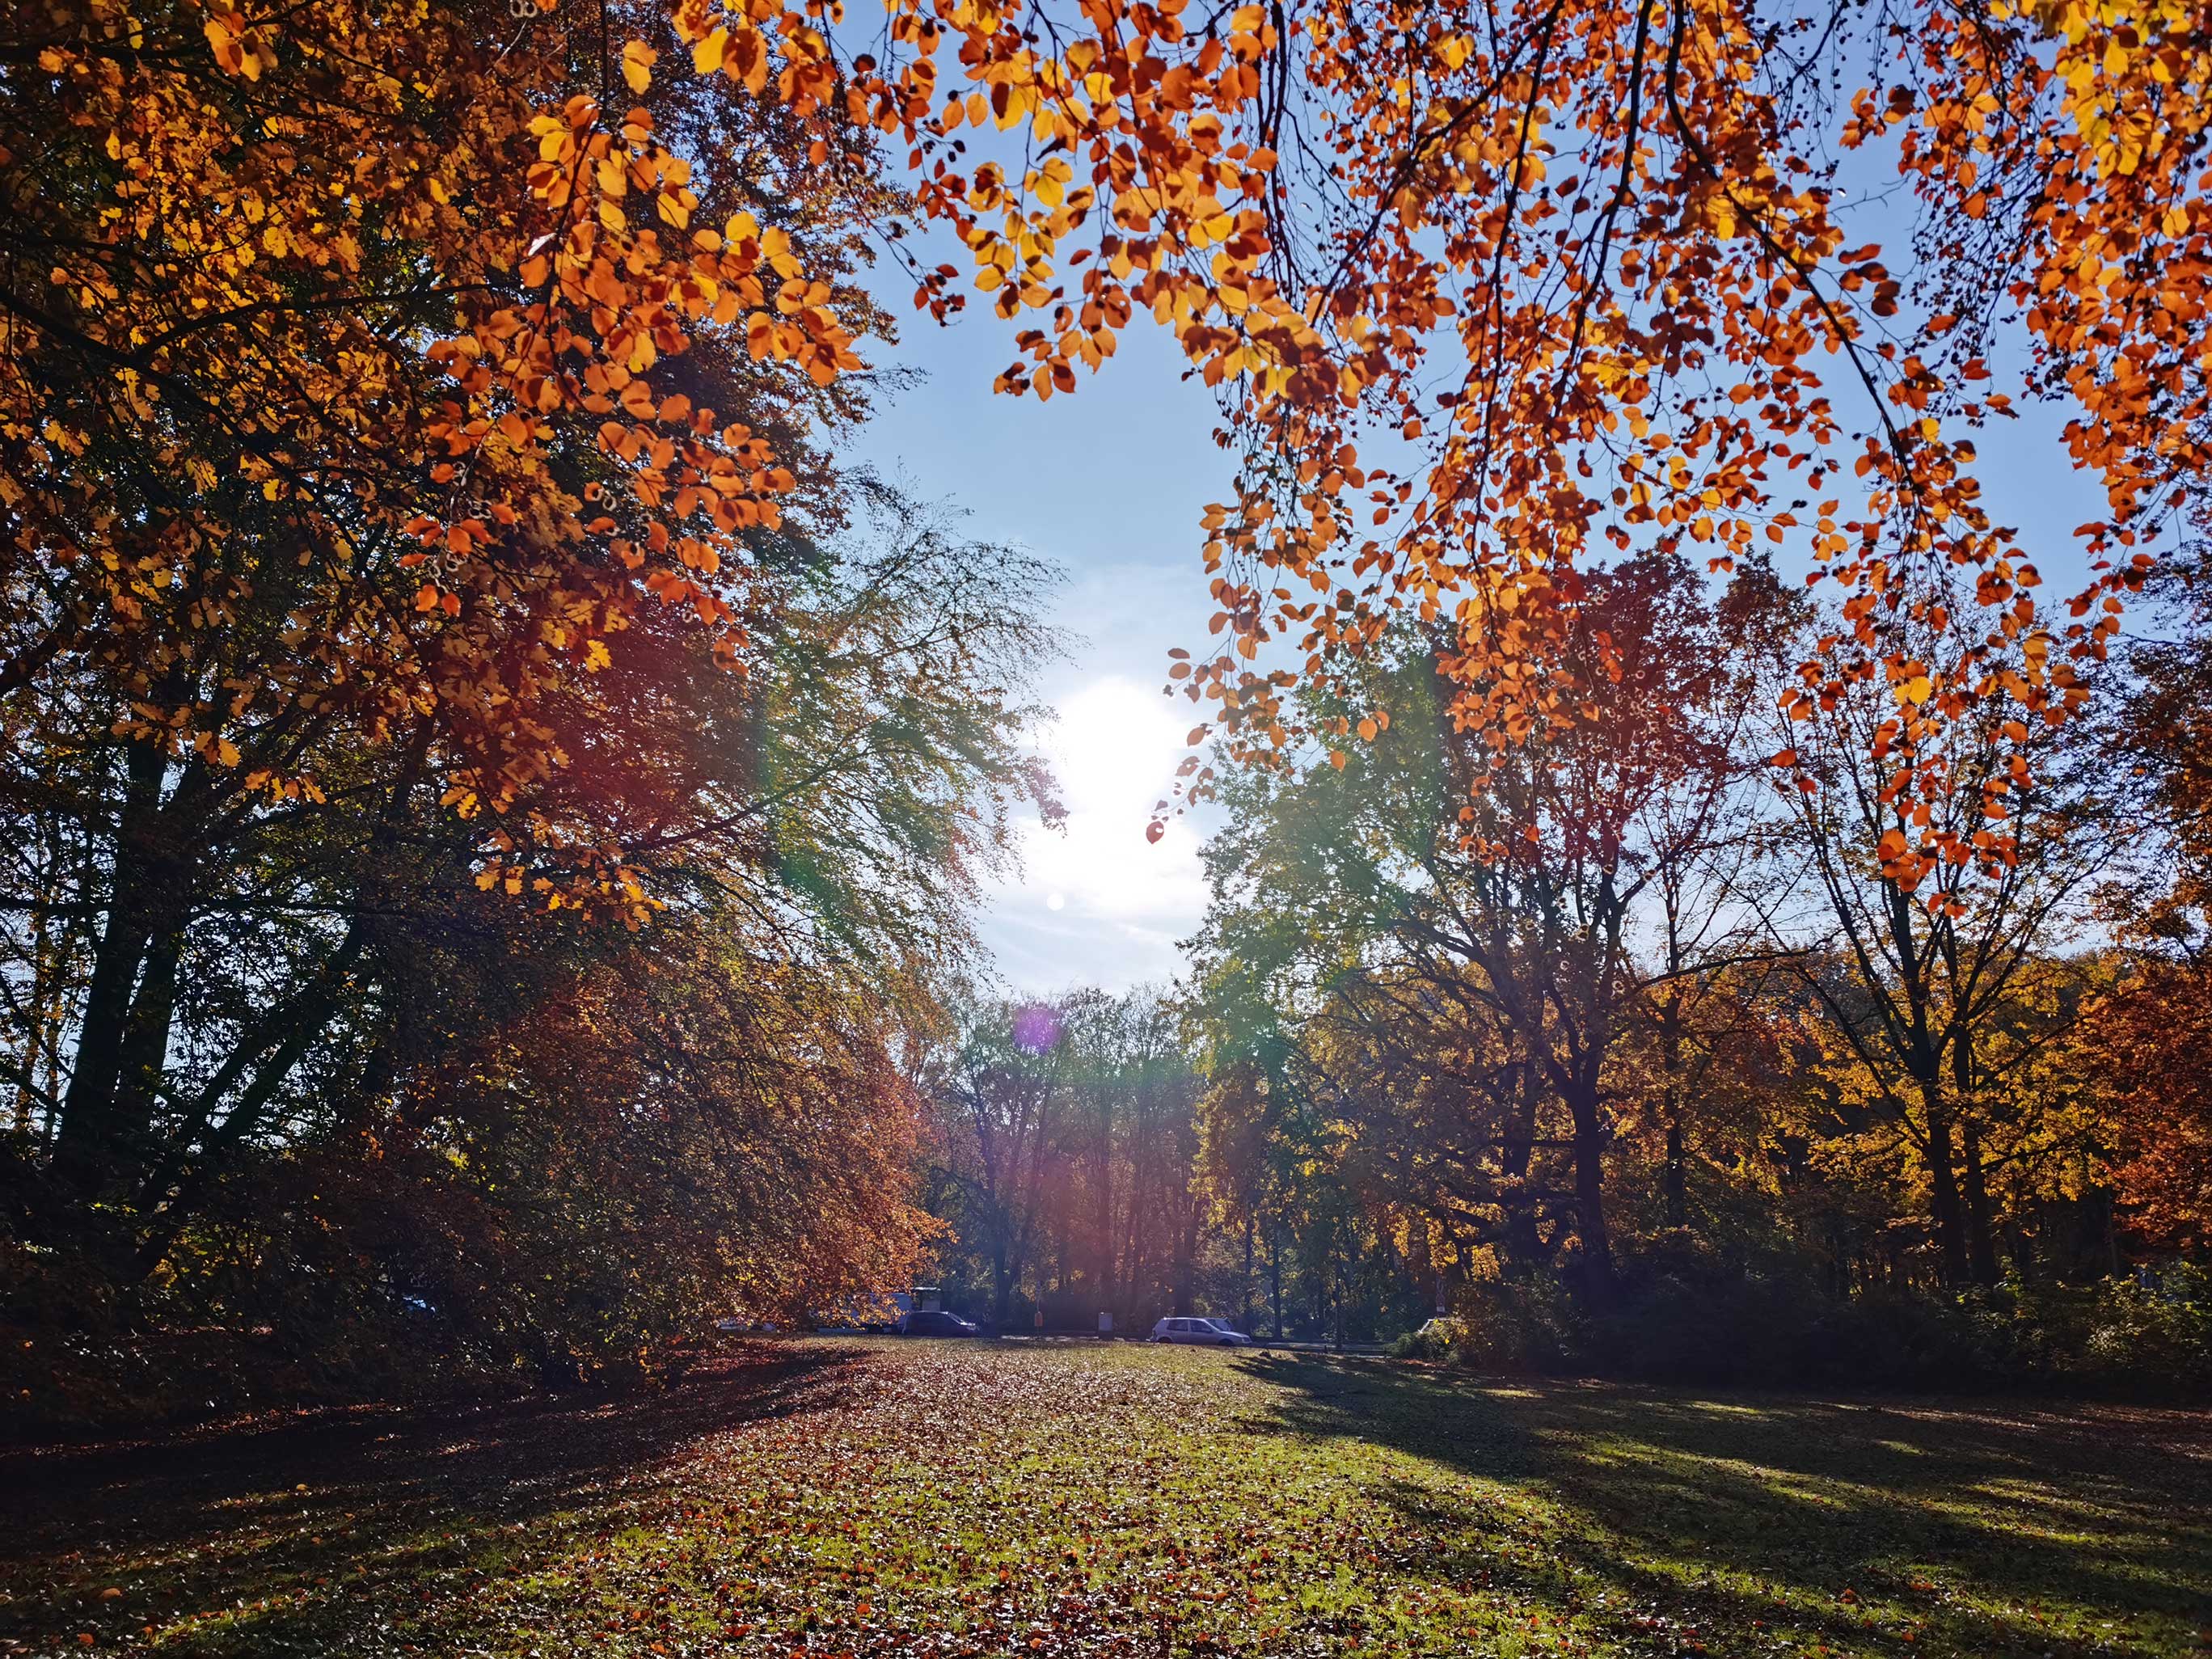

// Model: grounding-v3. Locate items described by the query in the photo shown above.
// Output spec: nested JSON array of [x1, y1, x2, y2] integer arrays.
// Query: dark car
[[897, 1309, 981, 1337]]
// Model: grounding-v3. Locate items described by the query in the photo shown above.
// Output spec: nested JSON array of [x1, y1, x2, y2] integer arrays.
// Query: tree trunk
[[1093, 1097, 1116, 1298], [109, 918, 185, 1180], [1269, 1226, 1283, 1339], [1501, 1057, 1543, 1269], [1959, 1119, 2000, 1287], [1240, 1210, 1255, 1332], [1663, 1110, 1686, 1231], [1919, 1084, 1971, 1285], [53, 737, 171, 1192], [1660, 994, 1687, 1229], [1564, 1074, 1614, 1306]]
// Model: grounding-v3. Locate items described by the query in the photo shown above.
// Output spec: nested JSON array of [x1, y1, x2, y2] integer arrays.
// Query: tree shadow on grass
[[1233, 1354, 2212, 1657], [0, 1340, 868, 1655]]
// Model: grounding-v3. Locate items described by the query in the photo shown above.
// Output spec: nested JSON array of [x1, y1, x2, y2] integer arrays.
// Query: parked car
[[1150, 1316, 1252, 1347], [897, 1309, 981, 1338]]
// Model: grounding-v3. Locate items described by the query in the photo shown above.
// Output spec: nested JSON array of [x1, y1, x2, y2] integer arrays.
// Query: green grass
[[4, 1339, 2206, 1656]]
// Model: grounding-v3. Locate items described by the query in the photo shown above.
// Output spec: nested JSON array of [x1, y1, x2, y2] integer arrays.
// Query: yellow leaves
[[716, 25, 771, 94], [194, 732, 243, 768], [759, 226, 801, 279], [27, 0, 2152, 897], [202, 15, 259, 79], [2, 0, 867, 927], [1026, 157, 1074, 208]]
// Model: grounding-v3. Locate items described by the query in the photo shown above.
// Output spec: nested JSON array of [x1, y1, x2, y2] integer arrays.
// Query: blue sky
[[849, 228, 2121, 997], [851, 293, 1235, 996]]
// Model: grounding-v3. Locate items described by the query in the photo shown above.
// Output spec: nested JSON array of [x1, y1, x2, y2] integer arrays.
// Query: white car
[[1150, 1316, 1253, 1346]]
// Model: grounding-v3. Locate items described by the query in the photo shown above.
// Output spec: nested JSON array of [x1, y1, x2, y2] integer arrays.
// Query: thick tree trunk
[[109, 918, 185, 1171], [53, 737, 172, 1194], [1501, 1058, 1543, 1269], [1959, 1119, 2000, 1287], [1564, 1074, 1614, 1306], [1919, 1083, 1971, 1285]]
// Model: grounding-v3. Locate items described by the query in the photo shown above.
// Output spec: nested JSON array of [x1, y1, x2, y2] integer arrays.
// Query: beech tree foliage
[[1, 0, 1062, 1387], [819, 0, 2201, 878], [26, 0, 2203, 871]]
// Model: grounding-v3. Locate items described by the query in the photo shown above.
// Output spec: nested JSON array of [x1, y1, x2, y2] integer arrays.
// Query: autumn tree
[[101, 0, 2176, 838], [1, 0, 900, 1211], [754, 0, 2206, 858], [1, 488, 1057, 1377], [923, 994, 1093, 1322], [1190, 555, 1779, 1302], [915, 986, 1234, 1328], [2059, 546, 2212, 1258], [1767, 610, 2137, 1285]]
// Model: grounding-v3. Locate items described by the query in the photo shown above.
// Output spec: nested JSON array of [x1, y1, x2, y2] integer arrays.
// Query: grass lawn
[[2, 1339, 2206, 1657]]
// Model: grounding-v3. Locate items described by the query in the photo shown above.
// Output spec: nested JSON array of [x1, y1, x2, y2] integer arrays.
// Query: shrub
[[1391, 1315, 1465, 1361], [1418, 1263, 2212, 1397]]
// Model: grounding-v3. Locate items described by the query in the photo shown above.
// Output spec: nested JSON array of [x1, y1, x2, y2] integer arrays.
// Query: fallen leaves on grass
[[3, 1342, 2206, 1657]]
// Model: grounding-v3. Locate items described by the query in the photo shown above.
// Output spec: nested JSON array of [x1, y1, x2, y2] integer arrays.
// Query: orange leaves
[[745, 0, 2212, 846], [0, 0, 904, 921], [413, 584, 460, 618], [201, 11, 274, 79], [677, 0, 800, 99]]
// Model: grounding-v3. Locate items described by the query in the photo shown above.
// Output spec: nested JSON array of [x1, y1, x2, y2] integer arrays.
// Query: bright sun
[[986, 677, 1207, 983]]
